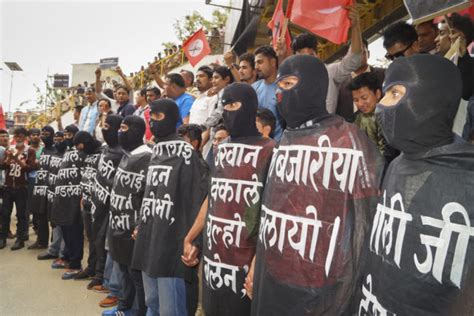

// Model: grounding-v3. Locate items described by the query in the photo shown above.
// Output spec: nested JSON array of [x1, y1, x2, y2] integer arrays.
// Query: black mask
[[149, 99, 179, 139], [54, 141, 67, 154], [41, 126, 55, 148], [102, 114, 123, 147], [276, 55, 329, 128], [376, 55, 462, 154], [222, 83, 260, 138], [118, 116, 146, 152], [73, 131, 99, 155]]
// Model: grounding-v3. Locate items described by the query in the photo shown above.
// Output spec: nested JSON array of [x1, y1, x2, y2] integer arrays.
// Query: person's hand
[[244, 256, 256, 300], [345, 5, 360, 28], [132, 227, 138, 240], [181, 238, 200, 267], [207, 87, 219, 97], [224, 50, 235, 67], [148, 63, 157, 76], [95, 67, 101, 78], [116, 66, 124, 76]]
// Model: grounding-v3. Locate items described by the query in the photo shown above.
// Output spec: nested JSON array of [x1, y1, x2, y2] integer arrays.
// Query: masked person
[[182, 83, 276, 316], [37, 132, 68, 263], [28, 126, 56, 250], [88, 114, 123, 290], [64, 124, 79, 151], [131, 99, 208, 316], [74, 131, 103, 281], [355, 55, 474, 315], [50, 131, 98, 280], [250, 55, 384, 315], [103, 115, 150, 316]]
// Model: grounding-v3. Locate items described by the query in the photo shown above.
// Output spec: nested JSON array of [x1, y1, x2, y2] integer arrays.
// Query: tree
[[173, 9, 229, 41]]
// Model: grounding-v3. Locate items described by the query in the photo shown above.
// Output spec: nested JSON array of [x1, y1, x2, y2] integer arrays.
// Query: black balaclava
[[102, 114, 123, 147], [376, 54, 462, 154], [149, 99, 179, 139], [41, 126, 55, 148], [65, 124, 79, 149], [222, 82, 260, 138], [276, 54, 329, 129], [73, 131, 98, 155], [118, 116, 145, 152], [29, 128, 41, 145], [54, 131, 67, 153]]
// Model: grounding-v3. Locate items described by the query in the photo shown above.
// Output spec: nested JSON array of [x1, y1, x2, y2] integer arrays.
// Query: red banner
[[268, 0, 292, 51], [183, 28, 211, 67]]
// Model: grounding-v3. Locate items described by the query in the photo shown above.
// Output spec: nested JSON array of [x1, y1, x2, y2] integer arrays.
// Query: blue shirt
[[79, 102, 99, 135], [117, 101, 136, 118], [174, 92, 195, 127], [252, 79, 283, 140]]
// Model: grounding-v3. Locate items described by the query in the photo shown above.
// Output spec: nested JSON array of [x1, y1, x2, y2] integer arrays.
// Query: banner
[[53, 74, 69, 88], [183, 29, 211, 67], [99, 57, 119, 69], [404, 0, 471, 24]]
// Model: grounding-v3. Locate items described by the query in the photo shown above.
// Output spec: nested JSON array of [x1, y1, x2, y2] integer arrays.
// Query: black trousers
[[92, 211, 108, 281], [82, 206, 96, 275], [117, 262, 146, 316], [185, 266, 199, 316], [0, 187, 28, 240], [60, 222, 84, 270]]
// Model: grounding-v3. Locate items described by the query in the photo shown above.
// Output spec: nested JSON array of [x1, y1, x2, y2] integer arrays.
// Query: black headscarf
[[222, 82, 260, 138], [65, 124, 79, 149], [41, 126, 55, 148], [118, 115, 145, 152], [149, 99, 179, 139], [102, 114, 123, 147], [73, 131, 100, 155], [376, 54, 462, 154], [54, 131, 67, 153], [276, 55, 329, 128]]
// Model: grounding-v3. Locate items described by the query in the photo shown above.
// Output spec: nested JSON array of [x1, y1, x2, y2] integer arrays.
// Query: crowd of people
[[1, 6, 473, 316]]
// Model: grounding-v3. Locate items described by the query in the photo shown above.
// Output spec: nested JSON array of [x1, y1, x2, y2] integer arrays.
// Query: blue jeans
[[47, 225, 65, 257], [142, 273, 187, 316], [103, 253, 123, 298]]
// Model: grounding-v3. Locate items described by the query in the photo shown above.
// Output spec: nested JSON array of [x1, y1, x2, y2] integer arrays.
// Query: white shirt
[[189, 90, 219, 126]]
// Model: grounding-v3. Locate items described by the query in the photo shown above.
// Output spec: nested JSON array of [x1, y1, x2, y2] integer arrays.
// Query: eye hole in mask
[[379, 84, 407, 108], [276, 75, 300, 91]]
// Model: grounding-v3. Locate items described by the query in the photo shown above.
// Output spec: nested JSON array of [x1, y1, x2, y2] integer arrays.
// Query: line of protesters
[[0, 8, 473, 316]]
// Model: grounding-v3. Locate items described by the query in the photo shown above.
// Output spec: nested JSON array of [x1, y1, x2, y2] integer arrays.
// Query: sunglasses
[[385, 42, 414, 61]]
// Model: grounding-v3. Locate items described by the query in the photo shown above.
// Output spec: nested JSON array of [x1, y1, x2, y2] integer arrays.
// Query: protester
[[95, 98, 114, 143], [26, 128, 42, 232], [238, 53, 257, 84], [79, 88, 100, 134], [252, 46, 283, 140], [255, 107, 276, 139], [250, 55, 384, 315], [0, 130, 37, 250], [415, 20, 438, 54], [132, 99, 208, 316], [28, 126, 56, 250], [105, 115, 149, 316], [356, 54, 474, 315], [205, 123, 229, 169], [88, 114, 123, 291], [336, 39, 385, 121], [37, 132, 67, 262], [75, 132, 102, 281], [115, 85, 136, 118], [183, 83, 276, 315], [383, 21, 420, 60], [180, 69, 199, 97], [164, 73, 195, 127]]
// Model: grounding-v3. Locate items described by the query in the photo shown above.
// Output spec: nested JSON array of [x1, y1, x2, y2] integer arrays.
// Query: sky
[[0, 0, 218, 113]]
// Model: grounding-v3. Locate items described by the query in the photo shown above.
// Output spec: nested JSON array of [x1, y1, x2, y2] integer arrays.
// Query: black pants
[[0, 187, 28, 240], [185, 266, 199, 316], [93, 212, 108, 282], [82, 207, 96, 275], [117, 262, 146, 315], [26, 177, 37, 231], [60, 222, 84, 270]]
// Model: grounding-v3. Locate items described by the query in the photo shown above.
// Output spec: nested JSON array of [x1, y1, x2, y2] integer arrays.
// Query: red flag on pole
[[289, 0, 352, 45], [267, 0, 292, 51], [183, 28, 211, 67], [0, 104, 6, 130]]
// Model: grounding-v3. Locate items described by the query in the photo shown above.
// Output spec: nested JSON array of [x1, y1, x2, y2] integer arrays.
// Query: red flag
[[289, 0, 352, 45], [0, 104, 6, 130], [183, 28, 211, 67], [267, 0, 292, 51]]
